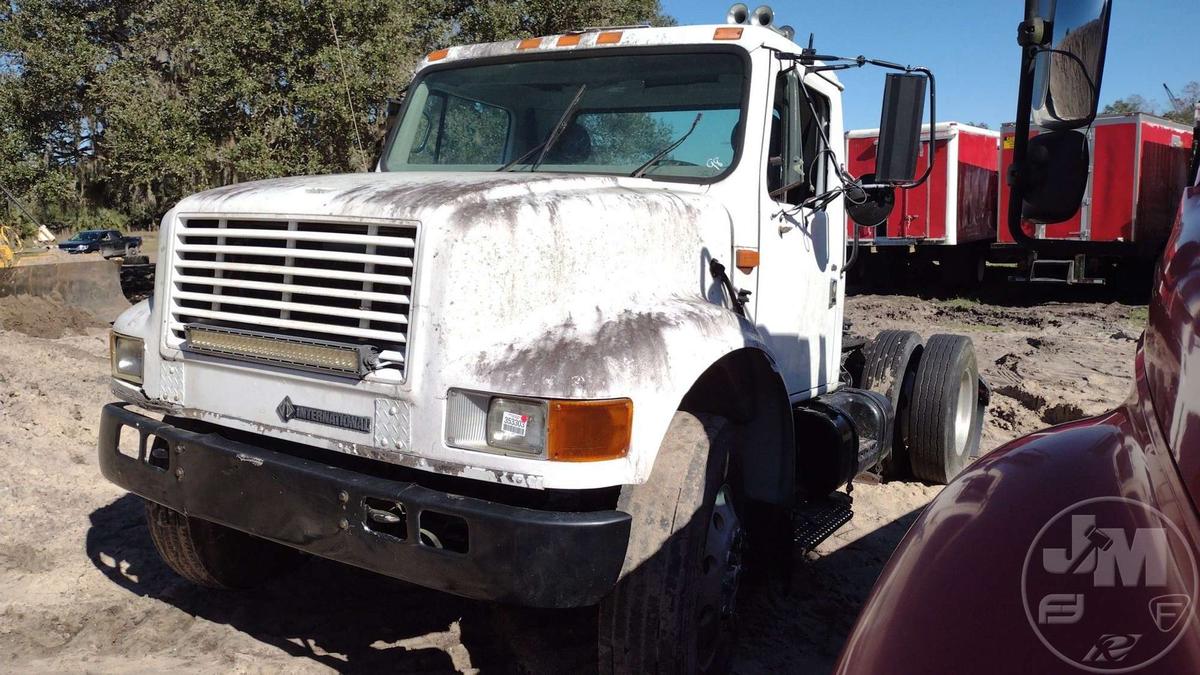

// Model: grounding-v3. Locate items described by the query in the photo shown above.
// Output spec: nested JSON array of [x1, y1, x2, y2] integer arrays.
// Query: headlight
[[110, 333, 144, 384], [447, 389, 633, 461], [486, 397, 548, 455]]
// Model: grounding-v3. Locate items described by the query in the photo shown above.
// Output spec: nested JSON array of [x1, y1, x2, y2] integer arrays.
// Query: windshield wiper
[[497, 84, 588, 172], [630, 113, 703, 178]]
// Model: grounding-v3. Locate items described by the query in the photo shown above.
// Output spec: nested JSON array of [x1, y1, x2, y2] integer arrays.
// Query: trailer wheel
[[860, 330, 923, 479], [599, 412, 743, 675], [907, 334, 982, 484], [144, 501, 301, 589]]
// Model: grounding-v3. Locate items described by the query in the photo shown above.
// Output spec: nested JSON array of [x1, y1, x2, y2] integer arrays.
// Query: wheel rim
[[952, 368, 975, 456], [696, 484, 744, 670]]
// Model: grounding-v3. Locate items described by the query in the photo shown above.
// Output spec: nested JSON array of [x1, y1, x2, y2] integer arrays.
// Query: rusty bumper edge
[[98, 403, 631, 608]]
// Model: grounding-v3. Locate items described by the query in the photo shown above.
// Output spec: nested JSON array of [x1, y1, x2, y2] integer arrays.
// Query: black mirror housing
[[1019, 130, 1090, 224], [846, 176, 896, 228], [875, 73, 927, 183]]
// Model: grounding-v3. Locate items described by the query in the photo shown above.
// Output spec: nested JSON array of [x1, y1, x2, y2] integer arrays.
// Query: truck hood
[[175, 171, 704, 222], [168, 171, 738, 400]]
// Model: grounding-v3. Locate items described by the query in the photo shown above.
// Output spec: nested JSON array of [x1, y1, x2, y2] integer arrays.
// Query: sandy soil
[[0, 290, 1144, 673]]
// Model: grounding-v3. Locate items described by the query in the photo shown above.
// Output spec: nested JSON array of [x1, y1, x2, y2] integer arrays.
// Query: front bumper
[[98, 403, 632, 608]]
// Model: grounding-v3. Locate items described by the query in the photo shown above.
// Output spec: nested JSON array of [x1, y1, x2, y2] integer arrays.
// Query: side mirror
[[1020, 130, 1089, 223], [1007, 0, 1112, 249], [846, 174, 896, 227], [875, 73, 927, 183], [1031, 0, 1112, 130]]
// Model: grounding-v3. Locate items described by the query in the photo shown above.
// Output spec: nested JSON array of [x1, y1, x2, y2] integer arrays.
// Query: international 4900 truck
[[98, 5, 986, 672]]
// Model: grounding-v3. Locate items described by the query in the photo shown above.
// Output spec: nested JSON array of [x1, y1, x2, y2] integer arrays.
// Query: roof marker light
[[714, 27, 744, 40], [518, 37, 542, 50], [427, 48, 449, 61], [596, 31, 623, 45], [557, 34, 582, 47]]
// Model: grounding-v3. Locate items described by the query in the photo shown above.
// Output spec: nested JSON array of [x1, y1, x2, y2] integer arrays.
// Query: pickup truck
[[837, 1, 1200, 672], [58, 229, 142, 257]]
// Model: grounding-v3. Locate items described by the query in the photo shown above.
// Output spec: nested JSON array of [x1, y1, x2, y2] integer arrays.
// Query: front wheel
[[598, 412, 744, 674], [144, 501, 302, 589]]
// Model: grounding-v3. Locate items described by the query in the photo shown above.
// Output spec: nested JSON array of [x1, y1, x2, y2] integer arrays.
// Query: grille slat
[[176, 243, 413, 267], [170, 216, 417, 376], [173, 291, 408, 324], [181, 227, 415, 248], [173, 307, 407, 342], [173, 275, 409, 304], [176, 260, 412, 286]]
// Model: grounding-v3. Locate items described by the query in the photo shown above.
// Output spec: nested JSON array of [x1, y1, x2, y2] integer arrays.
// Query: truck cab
[[99, 11, 982, 672]]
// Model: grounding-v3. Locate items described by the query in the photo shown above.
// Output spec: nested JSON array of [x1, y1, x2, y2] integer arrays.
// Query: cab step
[[792, 493, 854, 553]]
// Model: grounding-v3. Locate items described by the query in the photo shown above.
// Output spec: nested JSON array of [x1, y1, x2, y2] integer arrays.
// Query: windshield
[[381, 50, 747, 181], [74, 231, 104, 241]]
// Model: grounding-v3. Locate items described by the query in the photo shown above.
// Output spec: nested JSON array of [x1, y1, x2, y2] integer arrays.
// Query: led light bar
[[184, 325, 375, 377]]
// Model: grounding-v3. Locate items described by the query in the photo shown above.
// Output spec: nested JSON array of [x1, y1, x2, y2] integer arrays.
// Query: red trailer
[[846, 122, 1000, 285], [997, 113, 1194, 282]]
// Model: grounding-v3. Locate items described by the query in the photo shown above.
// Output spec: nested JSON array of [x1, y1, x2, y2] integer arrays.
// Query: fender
[[464, 293, 795, 499], [836, 357, 1200, 673]]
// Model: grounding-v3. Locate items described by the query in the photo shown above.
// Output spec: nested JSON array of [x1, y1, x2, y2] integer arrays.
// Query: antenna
[[329, 15, 367, 171]]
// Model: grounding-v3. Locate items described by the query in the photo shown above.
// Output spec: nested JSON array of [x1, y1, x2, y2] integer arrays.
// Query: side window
[[798, 85, 831, 198], [407, 92, 510, 165], [768, 72, 832, 206], [766, 73, 790, 199]]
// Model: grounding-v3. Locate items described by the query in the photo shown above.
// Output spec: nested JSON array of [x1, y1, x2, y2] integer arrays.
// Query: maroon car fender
[[835, 357, 1200, 674]]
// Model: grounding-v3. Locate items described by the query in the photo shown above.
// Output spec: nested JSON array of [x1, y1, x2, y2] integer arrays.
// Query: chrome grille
[[169, 216, 416, 374]]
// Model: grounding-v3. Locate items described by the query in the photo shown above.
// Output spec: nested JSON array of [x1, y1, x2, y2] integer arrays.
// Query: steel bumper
[[98, 403, 631, 608]]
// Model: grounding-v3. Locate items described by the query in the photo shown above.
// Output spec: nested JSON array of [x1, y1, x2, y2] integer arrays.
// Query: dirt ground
[[0, 287, 1144, 673]]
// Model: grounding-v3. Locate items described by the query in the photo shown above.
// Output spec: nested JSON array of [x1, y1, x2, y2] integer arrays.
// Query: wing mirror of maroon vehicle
[[1007, 0, 1113, 251]]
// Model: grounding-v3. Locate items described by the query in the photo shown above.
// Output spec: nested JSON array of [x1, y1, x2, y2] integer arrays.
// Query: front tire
[[598, 412, 744, 674], [144, 501, 301, 589], [907, 334, 982, 483]]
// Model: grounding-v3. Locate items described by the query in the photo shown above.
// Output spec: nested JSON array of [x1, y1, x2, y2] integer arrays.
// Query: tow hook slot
[[362, 498, 408, 541]]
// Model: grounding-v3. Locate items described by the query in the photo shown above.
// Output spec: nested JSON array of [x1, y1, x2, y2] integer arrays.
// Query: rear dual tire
[[861, 331, 981, 484], [907, 334, 982, 484]]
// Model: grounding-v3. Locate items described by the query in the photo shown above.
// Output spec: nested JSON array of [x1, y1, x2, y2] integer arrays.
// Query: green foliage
[[1102, 82, 1199, 125], [0, 0, 670, 229]]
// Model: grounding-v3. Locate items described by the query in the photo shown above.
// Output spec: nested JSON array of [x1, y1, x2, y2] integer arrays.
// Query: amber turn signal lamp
[[596, 31, 623, 45], [713, 27, 744, 40], [547, 399, 633, 461], [427, 48, 450, 61], [518, 37, 542, 50], [735, 248, 760, 273], [557, 34, 582, 47]]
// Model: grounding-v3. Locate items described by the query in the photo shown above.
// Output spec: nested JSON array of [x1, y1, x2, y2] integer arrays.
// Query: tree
[[0, 0, 672, 229], [1101, 82, 1199, 125], [1101, 94, 1153, 116]]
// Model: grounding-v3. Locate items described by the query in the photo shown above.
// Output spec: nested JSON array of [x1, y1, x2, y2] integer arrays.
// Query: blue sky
[[662, 1, 1199, 130]]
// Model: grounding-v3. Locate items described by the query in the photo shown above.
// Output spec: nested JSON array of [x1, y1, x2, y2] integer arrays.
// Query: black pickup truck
[[58, 229, 142, 257]]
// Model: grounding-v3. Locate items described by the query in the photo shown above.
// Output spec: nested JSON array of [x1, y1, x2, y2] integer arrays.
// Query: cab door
[[752, 66, 845, 397]]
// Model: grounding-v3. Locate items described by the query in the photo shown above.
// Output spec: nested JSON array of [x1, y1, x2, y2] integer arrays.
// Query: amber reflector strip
[[736, 248, 760, 273], [547, 399, 633, 461], [557, 34, 582, 47], [596, 31, 623, 45], [713, 27, 744, 40], [427, 48, 450, 61], [518, 37, 542, 50]]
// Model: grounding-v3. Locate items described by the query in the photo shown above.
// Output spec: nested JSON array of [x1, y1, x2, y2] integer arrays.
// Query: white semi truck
[[99, 7, 986, 672]]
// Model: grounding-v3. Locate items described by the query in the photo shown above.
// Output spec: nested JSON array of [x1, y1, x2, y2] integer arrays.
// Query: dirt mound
[[0, 295, 109, 338]]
